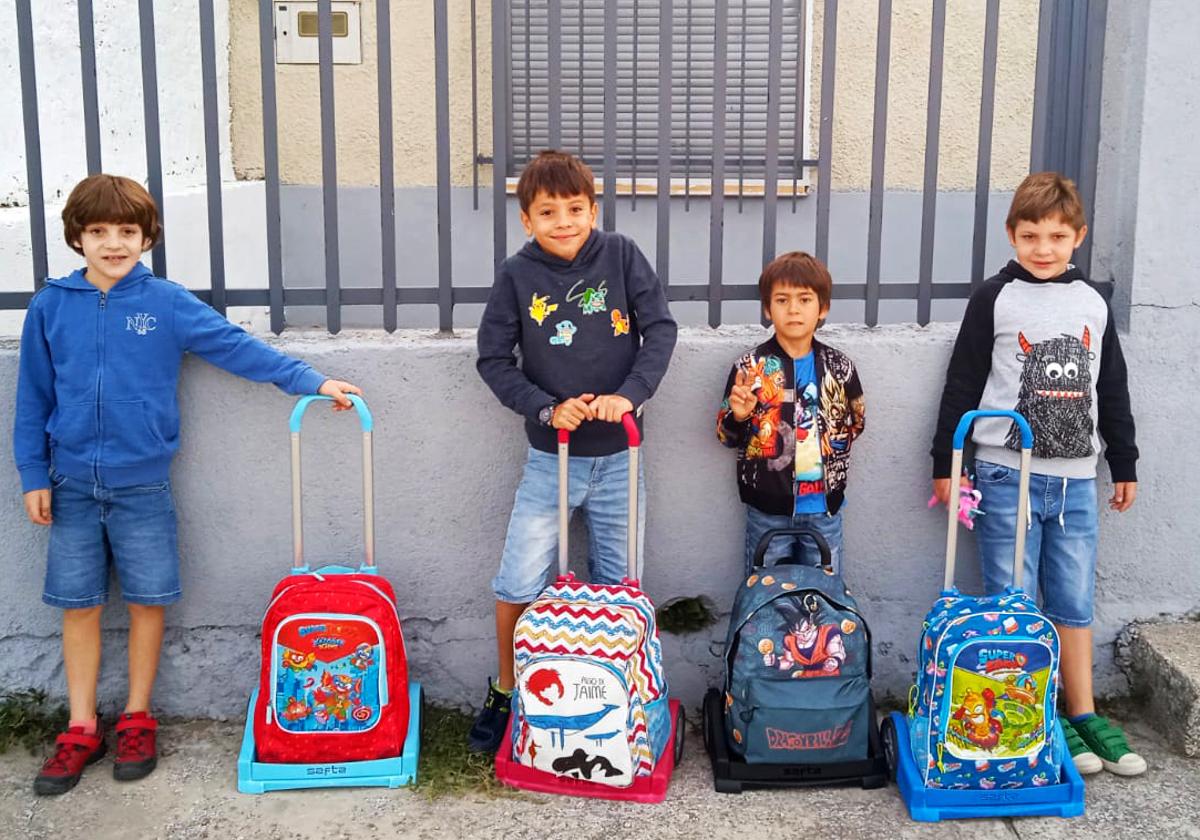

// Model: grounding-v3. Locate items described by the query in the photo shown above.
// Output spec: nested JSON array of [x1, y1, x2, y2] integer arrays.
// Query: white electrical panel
[[275, 2, 362, 65]]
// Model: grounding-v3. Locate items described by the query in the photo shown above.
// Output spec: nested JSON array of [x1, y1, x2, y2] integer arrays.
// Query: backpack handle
[[751, 528, 834, 571], [556, 412, 642, 583], [945, 409, 1032, 591], [288, 394, 375, 574]]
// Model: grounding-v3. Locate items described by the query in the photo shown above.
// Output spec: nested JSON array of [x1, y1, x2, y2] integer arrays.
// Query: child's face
[[1007, 215, 1087, 280], [520, 191, 598, 261], [74, 221, 150, 286], [765, 283, 828, 348]]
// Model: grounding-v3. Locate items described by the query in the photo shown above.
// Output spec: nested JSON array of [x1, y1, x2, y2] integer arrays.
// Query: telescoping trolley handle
[[288, 394, 375, 574], [557, 412, 642, 583], [944, 409, 1033, 591]]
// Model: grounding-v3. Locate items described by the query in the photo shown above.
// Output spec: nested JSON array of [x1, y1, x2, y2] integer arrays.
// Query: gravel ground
[[1, 710, 1197, 840]]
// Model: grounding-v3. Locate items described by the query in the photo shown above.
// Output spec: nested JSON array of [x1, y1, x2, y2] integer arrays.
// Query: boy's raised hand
[[1109, 481, 1137, 512], [318, 379, 363, 411], [728, 368, 759, 421], [591, 394, 634, 423], [24, 489, 51, 526], [552, 393, 595, 431]]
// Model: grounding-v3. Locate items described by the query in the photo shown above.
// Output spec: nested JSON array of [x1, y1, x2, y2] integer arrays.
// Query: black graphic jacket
[[717, 336, 866, 516], [931, 260, 1137, 481], [477, 229, 677, 456]]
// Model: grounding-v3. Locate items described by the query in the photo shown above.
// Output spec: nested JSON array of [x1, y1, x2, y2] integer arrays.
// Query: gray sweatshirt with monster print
[[931, 260, 1137, 481]]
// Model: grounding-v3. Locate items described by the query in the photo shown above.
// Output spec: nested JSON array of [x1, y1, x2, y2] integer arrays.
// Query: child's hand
[[24, 489, 51, 526], [552, 394, 595, 431], [728, 368, 758, 421], [590, 394, 634, 423], [1109, 481, 1137, 512], [318, 379, 363, 411], [931, 474, 971, 506]]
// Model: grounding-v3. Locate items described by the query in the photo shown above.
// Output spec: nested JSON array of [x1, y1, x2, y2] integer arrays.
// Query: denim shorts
[[744, 505, 844, 578], [973, 459, 1098, 627], [492, 447, 646, 604], [43, 470, 181, 609]]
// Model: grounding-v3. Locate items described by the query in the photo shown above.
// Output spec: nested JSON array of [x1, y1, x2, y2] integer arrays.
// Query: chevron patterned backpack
[[510, 424, 670, 788]]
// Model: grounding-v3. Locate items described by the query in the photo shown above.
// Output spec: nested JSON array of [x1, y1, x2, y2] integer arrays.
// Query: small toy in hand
[[928, 473, 985, 530]]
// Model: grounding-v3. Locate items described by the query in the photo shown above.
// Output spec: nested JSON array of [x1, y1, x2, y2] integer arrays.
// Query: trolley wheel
[[702, 691, 717, 754], [673, 704, 686, 765], [880, 715, 899, 783]]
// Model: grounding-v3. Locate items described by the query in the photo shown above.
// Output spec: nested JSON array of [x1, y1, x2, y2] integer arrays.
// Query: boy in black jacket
[[930, 172, 1143, 776], [470, 151, 677, 751], [717, 252, 865, 576]]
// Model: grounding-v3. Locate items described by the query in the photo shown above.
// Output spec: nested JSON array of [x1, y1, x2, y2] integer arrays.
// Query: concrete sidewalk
[[1, 710, 1196, 840]]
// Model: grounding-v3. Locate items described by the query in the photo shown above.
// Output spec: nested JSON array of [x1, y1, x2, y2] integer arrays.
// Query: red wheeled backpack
[[252, 395, 410, 764]]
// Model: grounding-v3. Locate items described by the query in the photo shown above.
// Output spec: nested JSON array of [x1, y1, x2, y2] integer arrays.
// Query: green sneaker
[[1060, 717, 1102, 775], [1073, 715, 1147, 776]]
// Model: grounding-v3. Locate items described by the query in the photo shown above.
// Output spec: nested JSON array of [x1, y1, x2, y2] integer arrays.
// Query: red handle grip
[[622, 413, 641, 446], [557, 428, 570, 444]]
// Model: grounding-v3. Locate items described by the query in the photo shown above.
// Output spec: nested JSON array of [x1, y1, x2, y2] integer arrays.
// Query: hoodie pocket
[[100, 400, 163, 468], [47, 403, 96, 457]]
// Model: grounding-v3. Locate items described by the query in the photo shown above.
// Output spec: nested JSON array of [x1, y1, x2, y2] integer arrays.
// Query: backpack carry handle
[[751, 527, 834, 571], [944, 409, 1032, 591], [289, 394, 375, 574], [556, 412, 642, 583]]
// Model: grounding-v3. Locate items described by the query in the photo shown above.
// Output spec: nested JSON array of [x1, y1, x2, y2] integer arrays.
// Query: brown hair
[[62, 174, 162, 255], [1006, 172, 1086, 232], [758, 251, 832, 312], [515, 150, 596, 212]]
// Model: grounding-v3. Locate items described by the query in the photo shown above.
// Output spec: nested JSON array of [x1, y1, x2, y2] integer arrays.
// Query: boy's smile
[[766, 284, 828, 357], [520, 191, 598, 262], [75, 221, 151, 291], [1007, 215, 1087, 280]]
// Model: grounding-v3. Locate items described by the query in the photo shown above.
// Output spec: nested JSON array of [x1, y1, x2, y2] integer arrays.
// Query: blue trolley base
[[888, 711, 1085, 822], [237, 682, 422, 794]]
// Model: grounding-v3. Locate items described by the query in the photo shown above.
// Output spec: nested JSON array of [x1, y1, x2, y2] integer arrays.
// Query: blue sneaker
[[467, 680, 512, 753]]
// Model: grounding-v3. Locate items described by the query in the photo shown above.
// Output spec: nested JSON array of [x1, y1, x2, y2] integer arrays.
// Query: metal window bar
[[199, 0, 226, 315], [378, 0, 398, 332], [814, 0, 837, 263], [707, 0, 728, 328], [656, 0, 673, 285], [603, 0, 618, 231], [548, 0, 562, 149], [761, 0, 784, 267], [970, 0, 1000, 290], [492, 0, 510, 269], [316, 0, 342, 333], [864, 0, 892, 327], [16, 0, 47, 291], [916, 0, 947, 326], [435, 0, 454, 331], [630, 0, 639, 212], [138, 0, 167, 277], [737, 0, 748, 212], [258, 0, 285, 334], [78, 0, 101, 174], [471, 0, 480, 210]]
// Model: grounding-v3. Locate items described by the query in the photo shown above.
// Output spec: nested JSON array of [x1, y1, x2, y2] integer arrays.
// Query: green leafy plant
[[414, 704, 519, 799], [0, 689, 69, 755], [656, 595, 719, 635]]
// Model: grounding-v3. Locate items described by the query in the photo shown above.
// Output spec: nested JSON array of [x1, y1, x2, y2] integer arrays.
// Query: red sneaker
[[113, 712, 158, 781], [33, 723, 107, 796]]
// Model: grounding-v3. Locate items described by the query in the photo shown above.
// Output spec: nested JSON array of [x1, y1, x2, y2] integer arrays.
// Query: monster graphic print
[[1006, 327, 1095, 459]]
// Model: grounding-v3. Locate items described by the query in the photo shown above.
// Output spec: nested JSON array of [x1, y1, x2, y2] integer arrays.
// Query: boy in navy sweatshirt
[[470, 151, 677, 751], [14, 174, 360, 794]]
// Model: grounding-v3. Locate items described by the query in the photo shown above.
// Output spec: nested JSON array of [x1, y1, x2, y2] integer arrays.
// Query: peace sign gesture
[[728, 367, 759, 421]]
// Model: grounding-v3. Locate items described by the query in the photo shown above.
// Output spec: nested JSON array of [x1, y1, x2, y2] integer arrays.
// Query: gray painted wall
[[0, 317, 1194, 717]]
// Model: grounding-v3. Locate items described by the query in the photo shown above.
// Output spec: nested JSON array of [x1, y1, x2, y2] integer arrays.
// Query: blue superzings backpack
[[723, 529, 873, 764], [908, 410, 1062, 790]]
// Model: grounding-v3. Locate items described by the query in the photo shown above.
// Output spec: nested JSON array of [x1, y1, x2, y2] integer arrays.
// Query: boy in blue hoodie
[[14, 174, 360, 794], [470, 151, 677, 751]]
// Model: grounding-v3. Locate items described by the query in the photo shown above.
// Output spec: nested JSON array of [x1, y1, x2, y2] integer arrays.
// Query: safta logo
[[765, 720, 853, 751], [126, 313, 157, 335]]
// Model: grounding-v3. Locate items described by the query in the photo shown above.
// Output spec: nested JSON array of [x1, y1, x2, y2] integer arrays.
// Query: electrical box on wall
[[274, 2, 362, 65]]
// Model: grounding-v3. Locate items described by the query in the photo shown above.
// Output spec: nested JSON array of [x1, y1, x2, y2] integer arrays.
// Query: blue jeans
[[44, 470, 181, 609], [973, 459, 1098, 627], [491, 447, 646, 603], [743, 505, 844, 578]]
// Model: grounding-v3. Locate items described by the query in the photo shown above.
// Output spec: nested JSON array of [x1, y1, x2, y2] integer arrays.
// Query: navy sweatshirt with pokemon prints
[[477, 229, 677, 456]]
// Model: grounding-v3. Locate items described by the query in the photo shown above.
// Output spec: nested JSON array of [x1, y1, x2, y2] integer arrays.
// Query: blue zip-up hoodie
[[14, 263, 327, 492]]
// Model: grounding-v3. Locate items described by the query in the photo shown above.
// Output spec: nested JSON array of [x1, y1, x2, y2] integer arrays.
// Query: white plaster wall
[[0, 0, 233, 207]]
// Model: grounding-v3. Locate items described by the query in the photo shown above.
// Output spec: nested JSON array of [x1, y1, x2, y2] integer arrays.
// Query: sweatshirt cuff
[[19, 465, 50, 493], [615, 380, 651, 410], [297, 368, 327, 396], [1106, 456, 1137, 484], [931, 451, 953, 479]]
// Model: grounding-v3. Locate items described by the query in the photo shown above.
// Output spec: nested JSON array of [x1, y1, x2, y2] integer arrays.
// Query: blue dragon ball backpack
[[907, 410, 1062, 790], [722, 529, 874, 764]]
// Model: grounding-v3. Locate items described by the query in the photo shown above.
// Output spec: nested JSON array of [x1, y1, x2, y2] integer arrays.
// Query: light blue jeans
[[973, 459, 1098, 627], [492, 447, 646, 603], [743, 505, 844, 578]]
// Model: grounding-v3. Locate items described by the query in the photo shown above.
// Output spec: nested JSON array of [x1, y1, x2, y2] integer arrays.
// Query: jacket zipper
[[94, 292, 107, 482]]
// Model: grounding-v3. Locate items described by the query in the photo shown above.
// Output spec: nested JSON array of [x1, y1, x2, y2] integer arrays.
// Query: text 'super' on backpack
[[510, 422, 672, 789], [908, 410, 1062, 790], [723, 529, 873, 764], [252, 395, 410, 765]]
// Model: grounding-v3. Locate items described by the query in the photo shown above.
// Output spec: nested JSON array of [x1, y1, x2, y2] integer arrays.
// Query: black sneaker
[[467, 680, 512, 753]]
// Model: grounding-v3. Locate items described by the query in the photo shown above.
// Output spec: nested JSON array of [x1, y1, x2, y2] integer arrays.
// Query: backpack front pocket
[[735, 675, 870, 765]]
